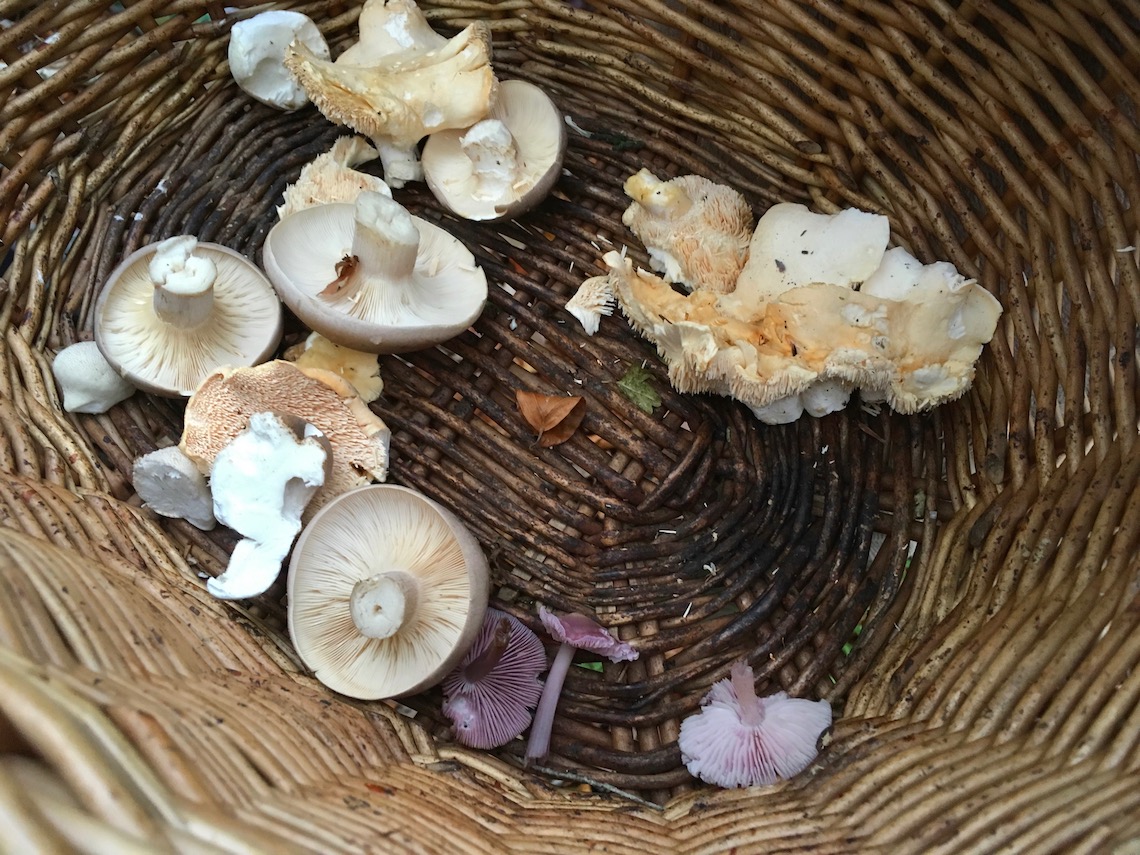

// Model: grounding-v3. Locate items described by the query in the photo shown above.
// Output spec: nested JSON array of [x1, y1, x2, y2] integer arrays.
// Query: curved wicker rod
[[1014, 785, 1140, 855], [0, 762, 74, 854], [0, 562, 79, 670]]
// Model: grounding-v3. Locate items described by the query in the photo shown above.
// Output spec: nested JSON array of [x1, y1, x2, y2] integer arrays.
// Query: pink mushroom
[[442, 608, 546, 749], [525, 606, 638, 762], [678, 661, 832, 788]]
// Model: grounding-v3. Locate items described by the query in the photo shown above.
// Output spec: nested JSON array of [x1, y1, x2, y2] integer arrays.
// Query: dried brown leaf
[[319, 254, 359, 297], [516, 390, 585, 446]]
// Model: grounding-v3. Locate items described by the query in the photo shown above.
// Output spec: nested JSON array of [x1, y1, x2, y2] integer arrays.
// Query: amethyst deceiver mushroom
[[442, 607, 546, 749], [678, 661, 832, 788], [525, 606, 638, 762]]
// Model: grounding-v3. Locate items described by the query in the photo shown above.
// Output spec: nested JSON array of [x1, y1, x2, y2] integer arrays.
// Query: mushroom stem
[[730, 661, 762, 727], [349, 570, 420, 638], [148, 235, 217, 327], [463, 618, 511, 683], [524, 641, 575, 761], [331, 192, 419, 312], [460, 119, 520, 202], [376, 141, 424, 189]]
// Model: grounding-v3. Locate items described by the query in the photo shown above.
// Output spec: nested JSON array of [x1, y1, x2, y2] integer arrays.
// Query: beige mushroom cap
[[263, 191, 487, 353], [621, 169, 754, 293], [421, 79, 568, 222], [94, 236, 283, 397], [336, 0, 447, 66], [179, 360, 390, 513], [287, 484, 490, 699]]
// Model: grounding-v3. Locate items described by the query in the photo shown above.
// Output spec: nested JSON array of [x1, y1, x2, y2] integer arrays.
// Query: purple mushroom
[[678, 660, 832, 788], [442, 607, 546, 749], [525, 605, 638, 762]]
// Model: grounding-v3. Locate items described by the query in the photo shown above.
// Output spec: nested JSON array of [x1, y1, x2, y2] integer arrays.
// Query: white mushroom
[[621, 169, 754, 293], [565, 274, 616, 336], [94, 235, 282, 397], [421, 79, 568, 221], [207, 412, 332, 600], [263, 191, 488, 353], [131, 445, 216, 530], [285, 20, 497, 188], [277, 136, 391, 219], [51, 341, 136, 414], [228, 10, 330, 111]]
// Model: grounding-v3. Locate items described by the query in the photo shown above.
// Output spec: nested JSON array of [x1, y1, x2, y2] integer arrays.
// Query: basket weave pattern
[[1, 0, 1138, 851]]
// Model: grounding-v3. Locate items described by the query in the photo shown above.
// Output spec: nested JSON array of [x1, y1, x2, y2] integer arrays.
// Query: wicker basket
[[2, 0, 1138, 850]]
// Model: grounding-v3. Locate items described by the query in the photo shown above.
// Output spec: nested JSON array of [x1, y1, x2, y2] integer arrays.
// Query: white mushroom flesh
[[132, 445, 216, 530], [52, 341, 136, 414], [147, 235, 217, 327], [228, 10, 330, 111]]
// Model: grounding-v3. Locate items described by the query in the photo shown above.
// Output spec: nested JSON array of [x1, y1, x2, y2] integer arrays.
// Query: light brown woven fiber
[[2, 0, 1139, 851]]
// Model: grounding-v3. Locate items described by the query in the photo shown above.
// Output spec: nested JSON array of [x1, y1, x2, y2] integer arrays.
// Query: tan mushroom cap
[[421, 79, 568, 221], [179, 360, 389, 512], [263, 192, 488, 353], [287, 484, 490, 699], [94, 238, 283, 397]]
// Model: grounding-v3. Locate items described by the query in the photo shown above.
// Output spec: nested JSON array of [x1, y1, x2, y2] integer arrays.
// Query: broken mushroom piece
[[621, 169, 753, 293], [228, 10, 330, 111], [285, 22, 496, 188], [525, 606, 638, 762], [179, 360, 390, 513], [206, 412, 332, 600], [441, 608, 546, 749], [421, 79, 567, 221], [51, 341, 136, 414], [263, 191, 488, 353], [564, 274, 616, 336], [287, 484, 490, 699], [276, 136, 390, 219], [131, 445, 216, 531], [283, 332, 383, 403], [678, 661, 832, 788], [94, 235, 283, 397]]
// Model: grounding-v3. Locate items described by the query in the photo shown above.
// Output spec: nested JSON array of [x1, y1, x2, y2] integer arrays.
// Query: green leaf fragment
[[618, 364, 661, 413]]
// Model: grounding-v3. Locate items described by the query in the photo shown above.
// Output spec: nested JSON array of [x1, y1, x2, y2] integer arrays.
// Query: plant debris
[[617, 364, 661, 413], [516, 389, 585, 446]]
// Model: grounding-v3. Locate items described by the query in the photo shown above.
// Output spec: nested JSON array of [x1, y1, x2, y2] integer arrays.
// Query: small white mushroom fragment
[[131, 445, 216, 530], [621, 169, 754, 293], [207, 412, 332, 600], [94, 235, 283, 397], [277, 136, 391, 219], [285, 21, 497, 188], [52, 341, 136, 414], [263, 191, 487, 353], [421, 79, 568, 221], [228, 10, 330, 111], [565, 274, 616, 335], [283, 332, 384, 403]]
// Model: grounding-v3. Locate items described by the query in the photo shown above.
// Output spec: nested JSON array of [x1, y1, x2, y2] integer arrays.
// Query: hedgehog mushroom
[[284, 21, 496, 188], [621, 168, 754, 293], [277, 136, 390, 219]]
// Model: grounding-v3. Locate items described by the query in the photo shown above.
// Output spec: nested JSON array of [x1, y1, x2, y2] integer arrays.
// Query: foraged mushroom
[[525, 606, 638, 762], [131, 445, 216, 531], [441, 608, 546, 749], [621, 169, 753, 293], [421, 79, 567, 221], [283, 332, 384, 402], [51, 341, 136, 414], [335, 0, 446, 66], [207, 412, 332, 600], [263, 190, 488, 353], [228, 10, 330, 111], [564, 274, 616, 335], [284, 21, 496, 188], [179, 360, 390, 511], [277, 135, 390, 219], [94, 235, 283, 397], [287, 484, 490, 699], [678, 661, 832, 788]]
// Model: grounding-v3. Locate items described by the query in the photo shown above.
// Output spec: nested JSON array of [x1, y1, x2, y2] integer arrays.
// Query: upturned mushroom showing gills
[[94, 235, 283, 397], [287, 484, 490, 700], [442, 608, 546, 749], [678, 661, 832, 789], [421, 79, 568, 222], [525, 606, 638, 762], [263, 191, 488, 353]]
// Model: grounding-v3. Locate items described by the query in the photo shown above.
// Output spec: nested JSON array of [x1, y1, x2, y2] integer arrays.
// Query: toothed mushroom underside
[[593, 202, 1003, 421]]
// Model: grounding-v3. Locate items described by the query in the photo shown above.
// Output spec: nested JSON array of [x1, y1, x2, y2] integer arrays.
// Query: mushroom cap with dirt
[[263, 191, 487, 353], [94, 236, 283, 397], [287, 484, 490, 700], [421, 79, 568, 222]]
